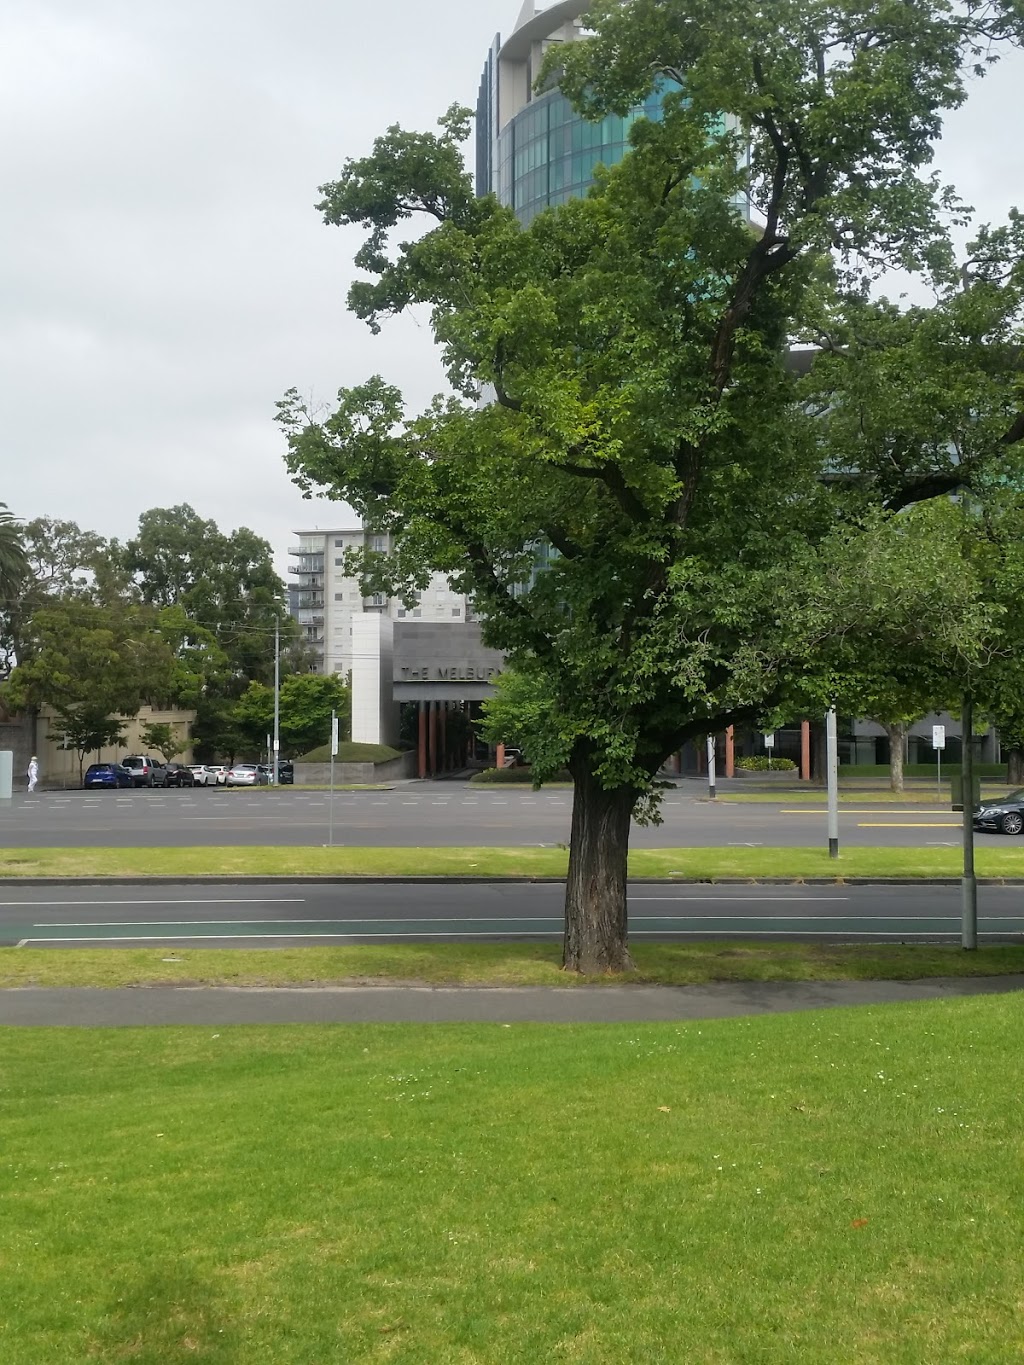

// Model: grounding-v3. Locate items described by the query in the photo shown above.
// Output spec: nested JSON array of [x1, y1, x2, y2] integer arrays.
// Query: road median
[[1, 845, 1023, 882]]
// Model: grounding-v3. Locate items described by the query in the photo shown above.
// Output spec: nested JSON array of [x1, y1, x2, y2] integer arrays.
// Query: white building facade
[[288, 527, 471, 679]]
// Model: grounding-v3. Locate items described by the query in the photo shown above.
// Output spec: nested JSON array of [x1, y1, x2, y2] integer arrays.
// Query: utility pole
[[961, 694, 977, 950], [272, 618, 280, 786], [826, 706, 839, 859], [706, 735, 716, 801]]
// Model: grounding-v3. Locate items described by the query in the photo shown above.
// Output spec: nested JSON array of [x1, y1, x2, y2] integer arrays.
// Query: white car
[[204, 765, 230, 786], [188, 765, 219, 787], [226, 764, 269, 787]]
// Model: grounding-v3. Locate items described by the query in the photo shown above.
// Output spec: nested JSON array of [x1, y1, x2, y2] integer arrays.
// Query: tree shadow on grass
[[90, 1265, 240, 1363]]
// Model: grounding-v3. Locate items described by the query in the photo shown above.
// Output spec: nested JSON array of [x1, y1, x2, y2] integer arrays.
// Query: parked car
[[204, 765, 229, 786], [164, 763, 196, 788], [276, 761, 294, 786], [83, 762, 133, 790], [188, 765, 219, 787], [122, 756, 168, 788], [226, 764, 269, 787], [973, 790, 1024, 836]]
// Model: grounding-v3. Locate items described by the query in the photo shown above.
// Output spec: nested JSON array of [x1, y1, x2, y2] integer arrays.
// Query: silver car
[[226, 764, 269, 786]]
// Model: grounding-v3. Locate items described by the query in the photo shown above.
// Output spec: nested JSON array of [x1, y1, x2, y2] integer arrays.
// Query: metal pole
[[961, 694, 977, 950], [706, 735, 716, 801], [272, 618, 280, 786], [328, 709, 336, 848], [937, 748, 941, 803], [826, 707, 839, 859]]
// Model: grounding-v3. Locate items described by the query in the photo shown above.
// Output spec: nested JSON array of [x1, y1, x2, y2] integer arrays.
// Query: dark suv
[[122, 756, 168, 788], [165, 763, 196, 788]]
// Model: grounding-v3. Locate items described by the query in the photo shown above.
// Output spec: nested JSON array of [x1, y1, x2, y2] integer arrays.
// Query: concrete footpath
[[1, 974, 1022, 1026]]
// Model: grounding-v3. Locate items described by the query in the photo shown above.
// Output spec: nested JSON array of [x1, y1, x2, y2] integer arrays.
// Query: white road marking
[[10, 897, 307, 912]]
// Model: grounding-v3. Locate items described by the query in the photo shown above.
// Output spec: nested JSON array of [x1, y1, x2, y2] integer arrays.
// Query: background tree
[[0, 504, 29, 672], [1, 602, 180, 774], [0, 517, 108, 672], [282, 1, 1024, 973], [52, 709, 128, 783], [233, 673, 351, 759], [138, 722, 189, 762]]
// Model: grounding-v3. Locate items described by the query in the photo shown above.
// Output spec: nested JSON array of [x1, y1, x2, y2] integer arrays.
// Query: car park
[[121, 756, 168, 788], [188, 765, 219, 787], [973, 790, 1024, 836], [226, 764, 269, 786], [83, 762, 133, 789], [164, 763, 196, 788]]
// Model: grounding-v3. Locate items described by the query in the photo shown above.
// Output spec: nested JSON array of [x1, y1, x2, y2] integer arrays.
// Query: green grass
[[295, 741, 404, 764], [470, 766, 573, 784], [4, 940, 1024, 989], [2, 844, 1023, 881], [4, 997, 1024, 1361], [721, 788, 1012, 804]]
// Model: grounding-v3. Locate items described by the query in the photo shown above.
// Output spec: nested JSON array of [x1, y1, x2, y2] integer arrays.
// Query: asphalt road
[[2, 880, 1022, 947], [0, 782, 1005, 849]]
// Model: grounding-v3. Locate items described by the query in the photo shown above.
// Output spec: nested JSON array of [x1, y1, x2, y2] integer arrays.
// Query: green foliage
[[234, 673, 352, 758], [51, 707, 127, 779], [735, 755, 797, 771], [295, 741, 402, 764], [139, 722, 188, 761]]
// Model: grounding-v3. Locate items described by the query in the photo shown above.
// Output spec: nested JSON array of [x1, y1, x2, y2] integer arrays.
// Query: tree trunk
[[886, 722, 906, 793], [563, 754, 636, 975], [1008, 747, 1024, 786]]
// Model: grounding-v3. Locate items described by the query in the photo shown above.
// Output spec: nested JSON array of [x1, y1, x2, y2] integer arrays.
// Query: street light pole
[[961, 693, 977, 950], [706, 735, 717, 801], [272, 618, 280, 786]]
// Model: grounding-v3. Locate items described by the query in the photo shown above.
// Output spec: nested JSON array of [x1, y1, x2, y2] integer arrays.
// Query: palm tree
[[0, 502, 30, 641]]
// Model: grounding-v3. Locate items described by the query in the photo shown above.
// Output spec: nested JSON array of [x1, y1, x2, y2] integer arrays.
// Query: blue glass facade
[[495, 87, 668, 225]]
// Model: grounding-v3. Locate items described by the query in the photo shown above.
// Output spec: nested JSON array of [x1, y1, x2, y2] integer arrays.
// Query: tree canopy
[[281, 0, 1024, 971]]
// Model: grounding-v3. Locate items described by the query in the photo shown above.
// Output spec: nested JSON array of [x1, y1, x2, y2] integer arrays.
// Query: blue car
[[83, 763, 133, 789]]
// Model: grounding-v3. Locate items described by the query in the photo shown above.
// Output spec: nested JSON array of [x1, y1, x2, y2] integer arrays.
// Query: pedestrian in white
[[26, 756, 39, 794]]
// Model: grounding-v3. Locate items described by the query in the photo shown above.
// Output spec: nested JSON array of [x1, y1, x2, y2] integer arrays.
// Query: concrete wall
[[292, 751, 417, 786], [3, 706, 196, 789], [351, 615, 400, 746]]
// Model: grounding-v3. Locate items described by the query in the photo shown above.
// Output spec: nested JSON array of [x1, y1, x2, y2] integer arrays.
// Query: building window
[[452, 607, 462, 616], [413, 609, 422, 618], [335, 558, 344, 566], [335, 593, 344, 601], [397, 608, 406, 618], [335, 538, 344, 547], [370, 536, 386, 553]]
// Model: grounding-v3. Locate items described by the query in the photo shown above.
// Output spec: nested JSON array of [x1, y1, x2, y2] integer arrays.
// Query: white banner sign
[[764, 733, 776, 749], [331, 715, 339, 757], [932, 725, 946, 751]]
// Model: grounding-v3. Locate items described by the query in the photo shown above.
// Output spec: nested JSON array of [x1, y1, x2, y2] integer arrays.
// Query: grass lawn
[[2, 844, 1024, 881], [3, 996, 1024, 1361], [3, 940, 1024, 989]]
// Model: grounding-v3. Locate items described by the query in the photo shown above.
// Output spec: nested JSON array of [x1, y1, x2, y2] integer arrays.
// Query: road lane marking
[[857, 822, 961, 828], [781, 809, 959, 816], [10, 897, 307, 912]]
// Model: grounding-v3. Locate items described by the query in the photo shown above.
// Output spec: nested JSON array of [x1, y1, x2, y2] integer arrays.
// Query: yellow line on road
[[780, 809, 955, 816], [857, 822, 961, 828]]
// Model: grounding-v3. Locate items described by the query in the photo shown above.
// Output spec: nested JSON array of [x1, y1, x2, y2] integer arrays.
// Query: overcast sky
[[2, 1, 1023, 574]]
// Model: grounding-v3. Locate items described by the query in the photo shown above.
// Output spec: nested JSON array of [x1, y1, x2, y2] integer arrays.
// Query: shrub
[[735, 755, 797, 772]]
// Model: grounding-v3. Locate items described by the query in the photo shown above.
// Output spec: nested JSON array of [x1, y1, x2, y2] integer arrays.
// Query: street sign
[[331, 714, 339, 758], [764, 733, 776, 749], [932, 725, 946, 751]]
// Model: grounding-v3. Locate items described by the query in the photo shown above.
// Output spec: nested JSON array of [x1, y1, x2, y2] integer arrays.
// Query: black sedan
[[973, 790, 1024, 837], [164, 763, 196, 788]]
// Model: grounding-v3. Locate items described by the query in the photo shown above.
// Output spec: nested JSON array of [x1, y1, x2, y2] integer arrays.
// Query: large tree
[[281, 1, 1024, 972], [233, 672, 351, 759]]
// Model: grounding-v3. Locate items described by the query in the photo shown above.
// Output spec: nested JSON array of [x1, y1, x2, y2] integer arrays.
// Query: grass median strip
[[1, 844, 1023, 881], [3, 941, 1024, 988], [2, 997, 1024, 1361]]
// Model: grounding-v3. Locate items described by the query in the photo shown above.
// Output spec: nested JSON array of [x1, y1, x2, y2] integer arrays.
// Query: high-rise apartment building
[[289, 528, 470, 676]]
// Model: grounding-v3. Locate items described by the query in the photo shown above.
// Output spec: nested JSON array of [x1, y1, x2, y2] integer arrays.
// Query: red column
[[495, 742, 505, 772], [439, 704, 448, 772], [417, 702, 427, 780], [801, 720, 812, 782], [725, 726, 735, 779], [428, 702, 438, 778]]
